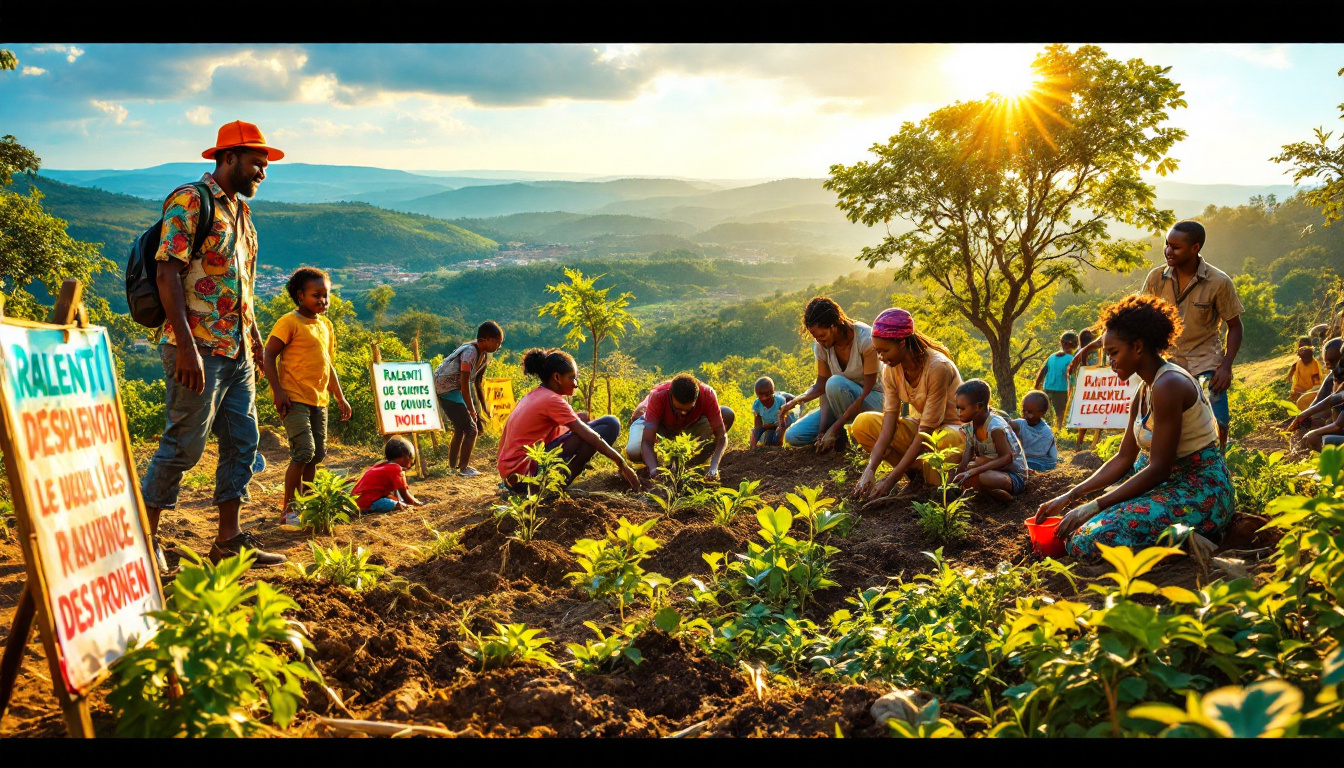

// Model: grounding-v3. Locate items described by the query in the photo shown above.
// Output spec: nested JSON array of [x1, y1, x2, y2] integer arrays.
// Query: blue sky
[[1, 43, 1340, 184]]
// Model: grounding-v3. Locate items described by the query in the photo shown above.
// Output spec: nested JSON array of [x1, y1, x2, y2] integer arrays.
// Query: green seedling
[[648, 432, 713, 513], [106, 547, 321, 737], [565, 621, 645, 674], [830, 468, 848, 487], [460, 621, 559, 672], [293, 469, 360, 536], [1224, 445, 1315, 515], [711, 479, 764, 527], [493, 441, 569, 542], [418, 519, 463, 560], [912, 429, 971, 543], [567, 516, 670, 620], [288, 540, 385, 592]]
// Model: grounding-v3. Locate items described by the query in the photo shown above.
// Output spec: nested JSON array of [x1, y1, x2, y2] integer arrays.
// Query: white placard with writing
[[372, 361, 442, 434], [0, 324, 161, 693], [1067, 365, 1142, 429]]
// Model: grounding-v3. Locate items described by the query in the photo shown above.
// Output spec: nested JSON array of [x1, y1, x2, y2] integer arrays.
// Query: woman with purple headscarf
[[851, 308, 966, 503]]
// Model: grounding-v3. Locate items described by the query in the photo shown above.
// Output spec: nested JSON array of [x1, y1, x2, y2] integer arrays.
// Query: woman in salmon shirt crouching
[[497, 348, 641, 494]]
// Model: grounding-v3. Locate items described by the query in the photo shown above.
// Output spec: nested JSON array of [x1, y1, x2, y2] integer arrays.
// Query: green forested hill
[[23, 176, 500, 300]]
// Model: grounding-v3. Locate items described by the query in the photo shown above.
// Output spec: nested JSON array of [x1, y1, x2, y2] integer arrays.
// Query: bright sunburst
[[944, 45, 1042, 100]]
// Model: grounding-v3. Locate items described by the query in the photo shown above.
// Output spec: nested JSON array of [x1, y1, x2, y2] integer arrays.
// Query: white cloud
[[274, 118, 387, 139], [1222, 45, 1292, 70], [33, 44, 85, 63], [20, 66, 46, 76], [90, 99, 128, 124], [185, 106, 212, 125]]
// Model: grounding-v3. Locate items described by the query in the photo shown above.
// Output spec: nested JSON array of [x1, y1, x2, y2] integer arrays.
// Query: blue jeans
[[141, 344, 259, 510], [784, 376, 883, 446], [364, 497, 399, 514], [752, 415, 796, 446], [1195, 371, 1230, 427]]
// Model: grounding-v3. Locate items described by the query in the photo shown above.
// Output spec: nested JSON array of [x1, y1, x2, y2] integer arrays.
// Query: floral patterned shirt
[[154, 173, 259, 359]]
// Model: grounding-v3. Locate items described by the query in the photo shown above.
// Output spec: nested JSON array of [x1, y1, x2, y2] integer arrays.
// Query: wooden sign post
[[0, 279, 166, 737], [369, 339, 439, 478]]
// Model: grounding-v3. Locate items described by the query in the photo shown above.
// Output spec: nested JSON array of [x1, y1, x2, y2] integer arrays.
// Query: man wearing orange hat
[[140, 121, 289, 571]]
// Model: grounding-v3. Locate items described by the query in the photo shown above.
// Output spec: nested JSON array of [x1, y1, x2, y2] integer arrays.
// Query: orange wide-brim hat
[[202, 120, 285, 161]]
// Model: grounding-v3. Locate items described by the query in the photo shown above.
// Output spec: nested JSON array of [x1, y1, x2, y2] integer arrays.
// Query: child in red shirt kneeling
[[352, 437, 426, 514]]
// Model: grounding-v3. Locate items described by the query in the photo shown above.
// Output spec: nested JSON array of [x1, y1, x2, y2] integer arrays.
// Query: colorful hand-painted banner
[[0, 323, 162, 693], [372, 361, 442, 434], [1067, 366, 1141, 429]]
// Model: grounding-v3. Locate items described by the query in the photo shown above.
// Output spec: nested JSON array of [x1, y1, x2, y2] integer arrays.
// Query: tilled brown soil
[[1, 429, 1282, 738]]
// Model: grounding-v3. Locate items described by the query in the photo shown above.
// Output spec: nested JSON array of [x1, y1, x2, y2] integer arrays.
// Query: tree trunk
[[989, 337, 1019, 416], [587, 338, 600, 414]]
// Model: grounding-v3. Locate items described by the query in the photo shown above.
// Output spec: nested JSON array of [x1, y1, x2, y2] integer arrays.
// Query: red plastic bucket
[[1025, 516, 1067, 558]]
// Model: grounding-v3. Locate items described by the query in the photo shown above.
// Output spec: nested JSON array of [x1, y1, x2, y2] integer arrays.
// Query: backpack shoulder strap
[[188, 181, 215, 257]]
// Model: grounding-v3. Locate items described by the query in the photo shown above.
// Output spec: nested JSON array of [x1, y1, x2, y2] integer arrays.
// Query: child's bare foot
[[989, 488, 1013, 502]]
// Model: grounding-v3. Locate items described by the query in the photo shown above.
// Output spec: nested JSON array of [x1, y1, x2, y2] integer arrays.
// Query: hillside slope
[[23, 176, 500, 302]]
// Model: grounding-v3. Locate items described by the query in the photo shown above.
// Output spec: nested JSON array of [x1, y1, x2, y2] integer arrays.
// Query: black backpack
[[125, 181, 215, 328]]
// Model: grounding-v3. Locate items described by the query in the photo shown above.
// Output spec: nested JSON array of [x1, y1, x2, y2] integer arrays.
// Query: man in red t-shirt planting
[[624, 374, 736, 486]]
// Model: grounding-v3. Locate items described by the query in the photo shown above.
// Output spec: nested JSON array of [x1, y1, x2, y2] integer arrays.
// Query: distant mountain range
[[34, 163, 1309, 262]]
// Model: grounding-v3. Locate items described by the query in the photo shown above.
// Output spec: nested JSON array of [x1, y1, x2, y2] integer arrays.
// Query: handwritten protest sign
[[0, 322, 162, 694], [482, 378, 516, 435], [1067, 365, 1141, 429], [372, 361, 442, 435]]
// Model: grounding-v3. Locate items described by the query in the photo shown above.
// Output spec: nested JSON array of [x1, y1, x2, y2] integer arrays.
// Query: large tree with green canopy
[[826, 44, 1187, 407]]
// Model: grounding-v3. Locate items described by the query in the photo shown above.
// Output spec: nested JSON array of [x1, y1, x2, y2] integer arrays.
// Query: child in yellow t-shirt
[[1288, 337, 1324, 406], [262, 267, 352, 525]]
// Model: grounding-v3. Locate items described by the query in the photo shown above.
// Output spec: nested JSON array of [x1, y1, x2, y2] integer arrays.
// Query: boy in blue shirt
[[750, 377, 796, 448], [1010, 390, 1058, 472], [1034, 331, 1078, 434]]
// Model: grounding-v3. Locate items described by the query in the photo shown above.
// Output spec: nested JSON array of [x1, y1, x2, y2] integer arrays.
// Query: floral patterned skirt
[[1065, 444, 1234, 563]]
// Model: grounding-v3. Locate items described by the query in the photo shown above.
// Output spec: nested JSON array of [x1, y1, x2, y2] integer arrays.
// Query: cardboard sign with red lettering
[[0, 323, 162, 693], [1067, 365, 1142, 429], [372, 361, 442, 435]]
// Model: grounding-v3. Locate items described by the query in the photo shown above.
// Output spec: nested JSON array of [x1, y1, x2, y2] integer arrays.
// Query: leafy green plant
[[648, 432, 713, 513], [460, 621, 559, 672], [288, 540, 385, 592], [567, 517, 670, 620], [181, 471, 212, 491], [723, 485, 848, 612], [1094, 432, 1124, 460], [912, 429, 972, 543], [106, 547, 321, 737], [1229, 382, 1298, 440], [565, 621, 645, 674], [516, 440, 572, 500], [809, 550, 1073, 698], [418, 519, 463, 560], [711, 479, 764, 527], [1224, 444, 1315, 515], [1129, 679, 1304, 737], [829, 468, 848, 488], [493, 442, 569, 542], [293, 469, 360, 535], [492, 494, 544, 543]]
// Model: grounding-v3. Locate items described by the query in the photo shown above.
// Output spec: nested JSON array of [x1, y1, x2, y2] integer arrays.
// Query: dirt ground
[[0, 424, 1291, 738]]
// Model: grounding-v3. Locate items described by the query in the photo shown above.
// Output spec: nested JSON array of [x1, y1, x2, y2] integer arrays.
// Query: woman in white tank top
[[1035, 295, 1234, 563]]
